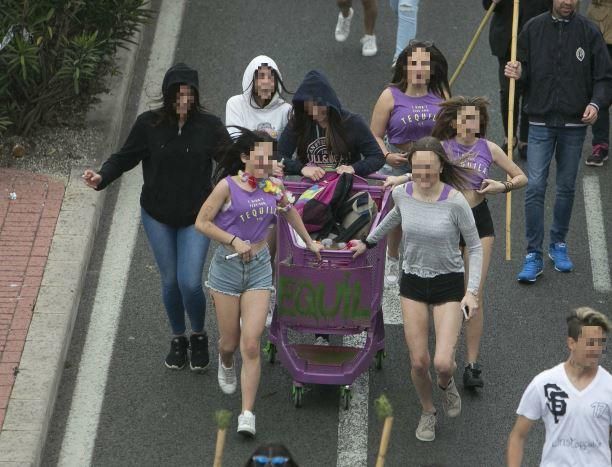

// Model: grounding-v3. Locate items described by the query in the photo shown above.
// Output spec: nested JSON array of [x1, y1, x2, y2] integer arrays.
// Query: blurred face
[[243, 142, 275, 179], [175, 84, 195, 116], [407, 48, 431, 86], [456, 106, 481, 137], [552, 0, 578, 18], [411, 150, 442, 189], [568, 326, 607, 368], [304, 100, 328, 124], [254, 65, 275, 102]]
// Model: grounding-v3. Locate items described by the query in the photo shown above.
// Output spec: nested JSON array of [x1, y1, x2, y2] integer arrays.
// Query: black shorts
[[459, 199, 495, 247], [399, 272, 465, 305]]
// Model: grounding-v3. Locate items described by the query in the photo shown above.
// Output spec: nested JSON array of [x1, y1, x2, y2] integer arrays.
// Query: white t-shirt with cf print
[[517, 363, 612, 466]]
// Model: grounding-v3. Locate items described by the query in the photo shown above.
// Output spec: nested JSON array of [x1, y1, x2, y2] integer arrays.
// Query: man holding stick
[[505, 0, 612, 283]]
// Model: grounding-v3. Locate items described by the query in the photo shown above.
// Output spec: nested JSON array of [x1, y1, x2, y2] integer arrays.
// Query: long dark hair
[[244, 443, 299, 467], [431, 96, 490, 141], [213, 126, 276, 183], [407, 136, 473, 191], [152, 82, 206, 126], [249, 66, 292, 109], [290, 101, 350, 166], [391, 40, 450, 99]]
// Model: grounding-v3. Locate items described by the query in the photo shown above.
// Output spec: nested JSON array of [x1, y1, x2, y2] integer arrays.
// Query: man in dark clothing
[[505, 0, 612, 283], [483, 0, 550, 158]]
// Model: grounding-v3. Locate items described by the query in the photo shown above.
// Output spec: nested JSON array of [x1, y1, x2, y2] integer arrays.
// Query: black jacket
[[278, 70, 384, 176], [517, 12, 612, 126], [483, 0, 550, 58], [97, 64, 231, 227]]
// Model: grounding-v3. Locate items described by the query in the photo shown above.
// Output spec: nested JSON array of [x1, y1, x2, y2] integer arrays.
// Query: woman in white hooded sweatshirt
[[225, 55, 292, 140]]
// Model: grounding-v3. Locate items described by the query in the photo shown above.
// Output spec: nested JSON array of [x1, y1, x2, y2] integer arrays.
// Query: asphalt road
[[43, 1, 611, 466]]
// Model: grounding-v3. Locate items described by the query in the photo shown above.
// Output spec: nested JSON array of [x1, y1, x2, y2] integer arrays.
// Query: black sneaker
[[165, 336, 189, 370], [585, 143, 609, 167], [463, 363, 484, 389], [189, 333, 210, 371]]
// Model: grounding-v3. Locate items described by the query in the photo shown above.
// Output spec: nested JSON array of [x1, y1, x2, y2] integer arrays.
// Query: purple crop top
[[213, 176, 278, 243], [386, 87, 443, 145], [443, 138, 494, 190]]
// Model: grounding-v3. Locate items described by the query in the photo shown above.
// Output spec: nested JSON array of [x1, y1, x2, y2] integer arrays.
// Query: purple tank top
[[213, 176, 278, 243], [405, 181, 453, 201], [386, 87, 443, 145], [443, 138, 494, 190]]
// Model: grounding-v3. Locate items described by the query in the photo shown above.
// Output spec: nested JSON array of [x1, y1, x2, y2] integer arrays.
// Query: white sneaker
[[314, 336, 330, 346], [441, 377, 462, 418], [237, 410, 256, 437], [335, 8, 354, 42], [217, 355, 237, 394], [415, 411, 436, 442], [384, 255, 400, 287], [360, 35, 377, 56]]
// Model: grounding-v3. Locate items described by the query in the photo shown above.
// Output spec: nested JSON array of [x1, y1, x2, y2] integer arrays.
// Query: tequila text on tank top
[[238, 197, 277, 223], [455, 150, 489, 178], [307, 137, 339, 165], [399, 104, 437, 126]]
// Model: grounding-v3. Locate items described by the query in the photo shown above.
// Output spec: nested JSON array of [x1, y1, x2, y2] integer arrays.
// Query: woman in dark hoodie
[[278, 70, 385, 181], [83, 63, 231, 371]]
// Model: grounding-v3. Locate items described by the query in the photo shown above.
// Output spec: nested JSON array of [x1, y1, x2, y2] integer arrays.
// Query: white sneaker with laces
[[360, 35, 378, 56], [237, 410, 256, 436], [335, 8, 354, 42], [415, 411, 436, 442], [441, 377, 461, 418], [217, 355, 237, 394], [384, 255, 400, 287]]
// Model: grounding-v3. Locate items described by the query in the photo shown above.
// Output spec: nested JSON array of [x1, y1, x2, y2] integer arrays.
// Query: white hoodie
[[225, 55, 292, 140]]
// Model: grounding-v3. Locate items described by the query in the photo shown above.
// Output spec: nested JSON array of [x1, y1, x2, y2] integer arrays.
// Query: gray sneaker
[[442, 377, 461, 418], [415, 411, 436, 442]]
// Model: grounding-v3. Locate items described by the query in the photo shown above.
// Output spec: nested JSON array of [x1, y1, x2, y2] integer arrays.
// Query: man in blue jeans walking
[[504, 0, 612, 283]]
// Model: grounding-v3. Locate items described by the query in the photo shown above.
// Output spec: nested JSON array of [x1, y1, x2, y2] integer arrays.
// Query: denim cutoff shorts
[[205, 244, 274, 297]]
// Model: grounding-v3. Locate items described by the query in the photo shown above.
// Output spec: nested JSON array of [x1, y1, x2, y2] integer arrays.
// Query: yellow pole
[[506, 0, 520, 261], [449, 3, 497, 87]]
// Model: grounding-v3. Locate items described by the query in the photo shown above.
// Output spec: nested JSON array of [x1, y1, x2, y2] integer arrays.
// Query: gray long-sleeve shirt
[[367, 183, 483, 293]]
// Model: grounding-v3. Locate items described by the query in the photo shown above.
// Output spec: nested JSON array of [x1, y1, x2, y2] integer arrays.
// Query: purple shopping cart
[[266, 176, 392, 409]]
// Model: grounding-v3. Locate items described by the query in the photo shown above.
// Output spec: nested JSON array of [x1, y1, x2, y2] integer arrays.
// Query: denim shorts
[[205, 244, 274, 297]]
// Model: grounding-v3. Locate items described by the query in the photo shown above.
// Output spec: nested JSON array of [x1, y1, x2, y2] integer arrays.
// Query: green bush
[[0, 0, 152, 136]]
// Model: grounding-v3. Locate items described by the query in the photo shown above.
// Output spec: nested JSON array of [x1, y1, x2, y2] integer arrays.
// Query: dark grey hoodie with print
[[278, 70, 384, 176]]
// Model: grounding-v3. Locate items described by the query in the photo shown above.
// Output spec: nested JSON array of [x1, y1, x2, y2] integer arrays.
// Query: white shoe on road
[[335, 8, 354, 42], [237, 410, 256, 437], [217, 355, 237, 394], [361, 35, 378, 56]]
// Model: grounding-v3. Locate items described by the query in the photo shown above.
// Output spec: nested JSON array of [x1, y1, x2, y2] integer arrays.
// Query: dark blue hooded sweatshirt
[[278, 70, 384, 176]]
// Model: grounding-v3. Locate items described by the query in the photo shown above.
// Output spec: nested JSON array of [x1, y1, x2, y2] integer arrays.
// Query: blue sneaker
[[548, 242, 573, 272], [517, 252, 543, 283]]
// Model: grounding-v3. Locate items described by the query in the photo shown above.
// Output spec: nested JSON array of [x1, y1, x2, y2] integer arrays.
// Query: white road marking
[[57, 2, 186, 465], [583, 175, 612, 293]]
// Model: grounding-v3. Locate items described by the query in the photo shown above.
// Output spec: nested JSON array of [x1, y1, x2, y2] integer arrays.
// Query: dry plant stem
[[375, 417, 394, 467], [213, 428, 227, 467]]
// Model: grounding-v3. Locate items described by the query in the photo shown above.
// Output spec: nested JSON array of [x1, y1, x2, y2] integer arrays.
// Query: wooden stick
[[506, 0, 520, 261], [213, 429, 227, 467], [376, 417, 394, 467], [449, 2, 497, 87]]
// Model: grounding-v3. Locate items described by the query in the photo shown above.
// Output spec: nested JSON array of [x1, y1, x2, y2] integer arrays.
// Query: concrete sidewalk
[[0, 16, 144, 466]]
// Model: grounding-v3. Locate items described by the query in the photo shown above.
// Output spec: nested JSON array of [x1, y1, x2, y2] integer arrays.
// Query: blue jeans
[[524, 125, 587, 254], [141, 208, 211, 335], [389, 0, 419, 62], [591, 44, 612, 147]]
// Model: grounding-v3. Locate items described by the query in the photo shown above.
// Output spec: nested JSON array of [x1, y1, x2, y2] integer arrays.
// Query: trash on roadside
[[8, 192, 17, 200]]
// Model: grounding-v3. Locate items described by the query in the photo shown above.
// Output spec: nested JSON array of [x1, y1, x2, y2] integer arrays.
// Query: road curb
[[0, 25, 145, 466]]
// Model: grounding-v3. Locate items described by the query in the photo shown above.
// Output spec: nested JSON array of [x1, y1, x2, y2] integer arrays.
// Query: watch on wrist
[[362, 238, 377, 249]]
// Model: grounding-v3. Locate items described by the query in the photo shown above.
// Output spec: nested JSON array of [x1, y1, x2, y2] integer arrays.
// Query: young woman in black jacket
[[83, 63, 231, 371]]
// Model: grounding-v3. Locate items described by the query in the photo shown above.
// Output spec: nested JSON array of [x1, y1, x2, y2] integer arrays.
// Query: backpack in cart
[[334, 191, 378, 243]]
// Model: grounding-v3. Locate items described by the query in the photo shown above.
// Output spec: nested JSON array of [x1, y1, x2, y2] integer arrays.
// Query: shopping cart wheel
[[374, 349, 386, 370], [264, 342, 276, 364], [292, 385, 304, 408], [340, 385, 351, 410]]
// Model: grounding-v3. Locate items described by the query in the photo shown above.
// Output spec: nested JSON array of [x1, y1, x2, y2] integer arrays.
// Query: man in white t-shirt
[[507, 306, 612, 467]]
